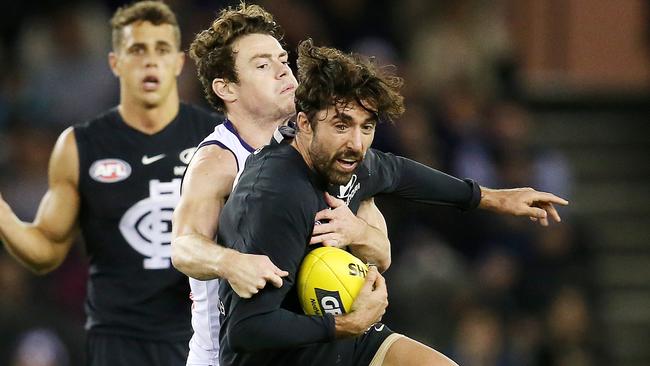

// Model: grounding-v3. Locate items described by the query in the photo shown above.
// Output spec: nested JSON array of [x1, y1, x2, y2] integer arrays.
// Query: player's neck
[[226, 111, 290, 149], [118, 94, 180, 135], [291, 134, 314, 171]]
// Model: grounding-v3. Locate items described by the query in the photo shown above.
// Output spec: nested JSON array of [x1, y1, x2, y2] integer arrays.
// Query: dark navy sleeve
[[224, 181, 335, 352], [363, 149, 481, 210]]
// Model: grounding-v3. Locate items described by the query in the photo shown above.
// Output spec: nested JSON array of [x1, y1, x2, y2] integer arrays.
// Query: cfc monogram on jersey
[[119, 178, 180, 269]]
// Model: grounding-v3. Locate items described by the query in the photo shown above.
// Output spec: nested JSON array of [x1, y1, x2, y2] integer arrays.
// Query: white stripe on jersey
[[187, 122, 253, 366]]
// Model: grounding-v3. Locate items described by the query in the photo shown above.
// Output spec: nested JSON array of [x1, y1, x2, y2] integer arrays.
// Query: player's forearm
[[392, 155, 481, 210], [349, 223, 391, 272], [171, 233, 234, 280], [228, 309, 335, 352], [0, 214, 67, 275]]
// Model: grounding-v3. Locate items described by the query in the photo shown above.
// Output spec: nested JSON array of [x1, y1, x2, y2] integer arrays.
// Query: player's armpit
[[0, 127, 80, 274], [171, 144, 237, 280]]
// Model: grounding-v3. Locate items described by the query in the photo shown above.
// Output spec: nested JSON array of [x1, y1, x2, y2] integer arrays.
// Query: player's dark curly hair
[[111, 1, 180, 52], [295, 39, 405, 125], [189, 3, 284, 112]]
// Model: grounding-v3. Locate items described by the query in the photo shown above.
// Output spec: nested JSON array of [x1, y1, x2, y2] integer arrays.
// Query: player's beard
[[309, 139, 363, 186]]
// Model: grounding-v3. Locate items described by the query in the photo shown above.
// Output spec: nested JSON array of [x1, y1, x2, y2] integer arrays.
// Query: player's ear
[[212, 78, 236, 103], [174, 51, 185, 77], [296, 112, 313, 135], [108, 52, 120, 77]]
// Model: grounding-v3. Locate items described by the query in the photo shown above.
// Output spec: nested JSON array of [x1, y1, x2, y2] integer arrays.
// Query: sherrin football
[[297, 246, 368, 316]]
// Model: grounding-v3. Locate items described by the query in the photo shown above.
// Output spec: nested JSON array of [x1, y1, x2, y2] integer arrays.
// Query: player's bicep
[[33, 127, 80, 246], [173, 145, 237, 239]]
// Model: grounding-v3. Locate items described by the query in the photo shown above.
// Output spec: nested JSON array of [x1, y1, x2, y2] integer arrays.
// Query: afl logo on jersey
[[89, 159, 131, 183]]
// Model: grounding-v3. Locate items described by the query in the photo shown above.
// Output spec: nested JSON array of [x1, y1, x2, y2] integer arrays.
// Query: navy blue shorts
[[86, 333, 188, 366]]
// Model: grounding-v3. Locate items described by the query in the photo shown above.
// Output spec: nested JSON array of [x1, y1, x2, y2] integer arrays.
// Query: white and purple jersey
[[186, 120, 255, 366]]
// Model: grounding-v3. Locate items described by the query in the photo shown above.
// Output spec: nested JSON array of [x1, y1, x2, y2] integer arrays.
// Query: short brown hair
[[189, 3, 283, 112], [295, 39, 405, 125], [110, 1, 180, 51]]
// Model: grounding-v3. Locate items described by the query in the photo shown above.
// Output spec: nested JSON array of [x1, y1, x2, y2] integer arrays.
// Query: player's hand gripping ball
[[297, 247, 368, 316]]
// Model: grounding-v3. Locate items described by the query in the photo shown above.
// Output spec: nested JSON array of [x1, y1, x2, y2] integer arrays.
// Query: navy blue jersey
[[216, 137, 479, 365], [74, 103, 218, 340]]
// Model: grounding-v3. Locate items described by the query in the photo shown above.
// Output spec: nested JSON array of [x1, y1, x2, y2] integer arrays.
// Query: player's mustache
[[334, 149, 363, 162]]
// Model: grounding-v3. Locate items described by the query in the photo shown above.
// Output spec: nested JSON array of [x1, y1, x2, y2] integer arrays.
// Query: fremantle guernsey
[[187, 120, 257, 366], [74, 103, 217, 340]]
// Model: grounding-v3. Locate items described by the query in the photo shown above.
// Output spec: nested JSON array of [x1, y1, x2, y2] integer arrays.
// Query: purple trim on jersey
[[198, 140, 240, 171], [224, 119, 256, 153]]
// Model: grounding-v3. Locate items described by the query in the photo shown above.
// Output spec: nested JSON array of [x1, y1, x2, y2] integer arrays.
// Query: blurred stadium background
[[0, 0, 648, 365]]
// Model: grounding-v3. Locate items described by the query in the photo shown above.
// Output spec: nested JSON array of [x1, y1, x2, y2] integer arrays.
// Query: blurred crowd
[[0, 1, 603, 365]]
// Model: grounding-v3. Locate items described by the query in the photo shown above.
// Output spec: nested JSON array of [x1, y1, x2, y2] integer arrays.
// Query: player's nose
[[346, 128, 363, 152]]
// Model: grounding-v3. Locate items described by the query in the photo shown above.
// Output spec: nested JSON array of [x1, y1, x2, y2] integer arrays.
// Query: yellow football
[[297, 247, 368, 316]]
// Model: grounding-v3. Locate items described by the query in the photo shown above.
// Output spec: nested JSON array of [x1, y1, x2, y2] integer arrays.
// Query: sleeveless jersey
[[187, 120, 255, 366], [74, 103, 218, 341]]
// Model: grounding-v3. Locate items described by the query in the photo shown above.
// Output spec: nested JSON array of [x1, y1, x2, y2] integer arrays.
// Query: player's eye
[[257, 63, 269, 69], [128, 46, 145, 55], [157, 46, 171, 55], [335, 124, 347, 132], [362, 124, 375, 134]]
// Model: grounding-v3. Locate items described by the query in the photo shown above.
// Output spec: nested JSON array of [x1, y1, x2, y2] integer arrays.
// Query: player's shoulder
[[248, 143, 304, 177], [240, 143, 315, 198], [190, 142, 238, 172], [360, 148, 400, 173], [72, 107, 122, 147], [73, 107, 119, 132], [364, 148, 394, 164]]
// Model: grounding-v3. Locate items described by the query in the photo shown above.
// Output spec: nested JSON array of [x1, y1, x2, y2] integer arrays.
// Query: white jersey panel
[[187, 121, 253, 366]]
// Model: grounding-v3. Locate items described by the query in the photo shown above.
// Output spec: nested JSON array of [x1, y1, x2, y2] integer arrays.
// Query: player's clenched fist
[[352, 266, 388, 320], [334, 267, 388, 337]]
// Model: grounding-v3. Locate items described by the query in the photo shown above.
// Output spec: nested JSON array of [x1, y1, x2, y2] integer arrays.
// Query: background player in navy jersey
[[0, 2, 219, 365], [171, 5, 393, 365]]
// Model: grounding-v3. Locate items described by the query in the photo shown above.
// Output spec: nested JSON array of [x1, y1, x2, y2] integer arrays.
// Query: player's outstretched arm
[[369, 150, 568, 227], [0, 127, 80, 275], [171, 145, 287, 296], [479, 186, 569, 226], [311, 194, 391, 272]]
